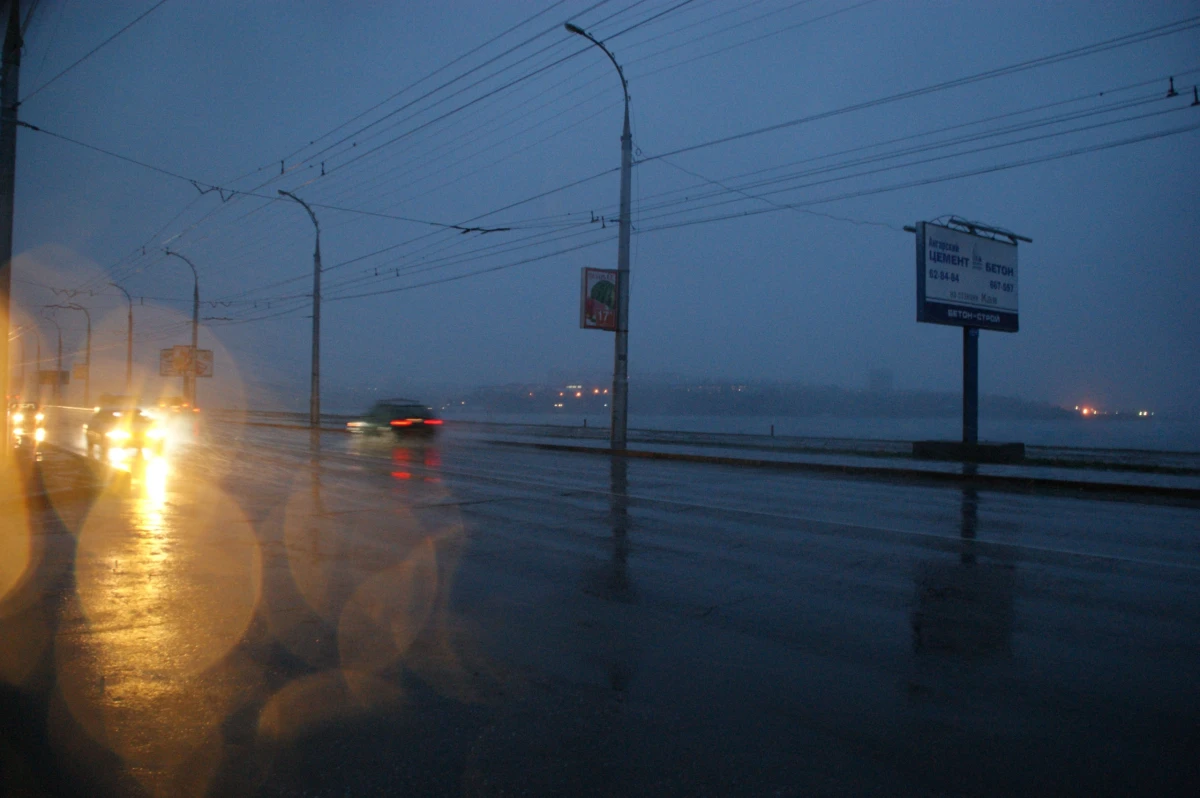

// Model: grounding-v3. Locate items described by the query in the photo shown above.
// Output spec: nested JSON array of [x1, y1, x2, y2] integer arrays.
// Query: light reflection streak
[[62, 470, 263, 793]]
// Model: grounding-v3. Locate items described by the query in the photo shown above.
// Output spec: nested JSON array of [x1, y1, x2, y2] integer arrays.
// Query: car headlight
[[106, 429, 132, 441], [11, 412, 23, 423], [34, 412, 44, 422]]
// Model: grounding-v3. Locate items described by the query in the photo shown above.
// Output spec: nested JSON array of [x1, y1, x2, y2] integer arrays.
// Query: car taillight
[[424, 419, 443, 425], [390, 420, 412, 426]]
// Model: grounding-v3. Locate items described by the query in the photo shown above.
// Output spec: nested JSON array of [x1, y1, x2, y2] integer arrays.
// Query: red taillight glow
[[391, 471, 411, 479], [424, 419, 443, 425], [390, 419, 413, 426]]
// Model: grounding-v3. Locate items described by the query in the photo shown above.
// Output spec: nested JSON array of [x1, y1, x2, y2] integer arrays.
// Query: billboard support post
[[963, 327, 979, 444]]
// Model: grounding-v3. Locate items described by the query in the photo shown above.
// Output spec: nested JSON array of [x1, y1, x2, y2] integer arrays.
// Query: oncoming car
[[84, 406, 166, 459], [347, 399, 443, 437], [8, 402, 45, 444], [8, 401, 43, 427]]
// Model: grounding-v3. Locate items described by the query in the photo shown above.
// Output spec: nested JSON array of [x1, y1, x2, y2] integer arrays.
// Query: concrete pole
[[613, 100, 632, 450], [47, 303, 92, 405], [81, 306, 91, 407], [0, 2, 21, 445], [565, 23, 633, 450], [191, 278, 198, 406], [42, 317, 62, 404], [278, 190, 322, 430], [164, 250, 200, 408], [110, 282, 133, 394]]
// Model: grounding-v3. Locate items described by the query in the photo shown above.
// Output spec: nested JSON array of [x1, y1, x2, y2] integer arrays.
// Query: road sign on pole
[[194, 349, 213, 378], [581, 267, 618, 331]]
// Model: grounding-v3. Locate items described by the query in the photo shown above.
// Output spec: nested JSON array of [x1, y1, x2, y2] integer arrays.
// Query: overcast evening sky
[[7, 0, 1199, 414]]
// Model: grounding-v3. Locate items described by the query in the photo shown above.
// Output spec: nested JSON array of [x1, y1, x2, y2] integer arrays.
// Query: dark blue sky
[[8, 0, 1199, 412]]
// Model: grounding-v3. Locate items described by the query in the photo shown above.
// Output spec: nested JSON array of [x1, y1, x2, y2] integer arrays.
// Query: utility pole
[[41, 314, 62, 404], [48, 303, 90, 406], [110, 282, 133, 394], [278, 190, 322, 430], [0, 2, 22, 447], [565, 23, 633, 450], [163, 250, 200, 408]]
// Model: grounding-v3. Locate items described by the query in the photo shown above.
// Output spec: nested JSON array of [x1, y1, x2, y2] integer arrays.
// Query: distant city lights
[[1076, 405, 1153, 418]]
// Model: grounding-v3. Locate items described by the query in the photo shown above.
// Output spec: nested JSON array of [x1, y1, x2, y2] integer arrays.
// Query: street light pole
[[6, 323, 29, 398], [110, 282, 134, 394], [278, 190, 322, 431], [565, 22, 633, 450], [163, 250, 200, 408], [48, 303, 91, 406], [41, 314, 62, 404]]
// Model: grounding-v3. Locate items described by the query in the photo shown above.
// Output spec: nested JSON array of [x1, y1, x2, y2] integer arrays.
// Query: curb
[[491, 440, 1200, 504]]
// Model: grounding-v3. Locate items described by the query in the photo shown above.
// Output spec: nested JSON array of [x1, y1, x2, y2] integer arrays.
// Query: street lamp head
[[564, 22, 586, 36]]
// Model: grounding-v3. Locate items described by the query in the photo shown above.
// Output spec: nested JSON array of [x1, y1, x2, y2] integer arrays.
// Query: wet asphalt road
[[3, 416, 1199, 796]]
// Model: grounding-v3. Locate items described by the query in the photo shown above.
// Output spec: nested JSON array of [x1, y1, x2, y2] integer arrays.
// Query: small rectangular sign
[[581, 267, 618, 331], [195, 349, 214, 378], [916, 222, 1019, 333]]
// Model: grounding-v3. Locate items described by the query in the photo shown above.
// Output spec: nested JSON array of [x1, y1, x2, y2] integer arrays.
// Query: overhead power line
[[20, 0, 172, 104], [638, 14, 1200, 163]]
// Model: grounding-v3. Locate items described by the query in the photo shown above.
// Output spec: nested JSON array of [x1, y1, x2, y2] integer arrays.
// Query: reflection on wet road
[[2, 412, 1199, 795]]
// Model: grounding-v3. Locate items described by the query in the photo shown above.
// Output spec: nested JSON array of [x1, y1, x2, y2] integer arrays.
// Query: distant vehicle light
[[347, 421, 365, 428], [112, 411, 122, 417], [106, 429, 132, 441], [391, 420, 413, 426], [35, 412, 44, 422], [34, 428, 45, 442], [11, 412, 23, 423], [424, 419, 443, 425]]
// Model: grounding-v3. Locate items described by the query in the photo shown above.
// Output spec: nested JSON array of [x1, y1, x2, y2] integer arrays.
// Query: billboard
[[580, 267, 618, 331], [916, 222, 1018, 332], [160, 345, 214, 377]]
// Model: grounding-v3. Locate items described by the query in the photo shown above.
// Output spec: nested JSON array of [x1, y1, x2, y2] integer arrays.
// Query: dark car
[[347, 399, 443, 437], [84, 406, 165, 458]]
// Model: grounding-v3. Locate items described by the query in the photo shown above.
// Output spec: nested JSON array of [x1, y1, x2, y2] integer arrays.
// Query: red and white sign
[[580, 268, 618, 331]]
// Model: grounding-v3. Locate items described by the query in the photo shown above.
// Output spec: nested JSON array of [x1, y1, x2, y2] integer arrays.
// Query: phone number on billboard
[[927, 269, 959, 282]]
